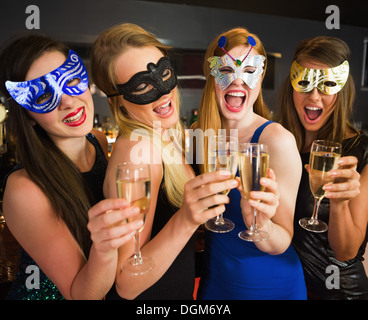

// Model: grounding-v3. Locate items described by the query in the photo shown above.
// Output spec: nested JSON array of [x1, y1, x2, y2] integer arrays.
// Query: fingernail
[[132, 220, 143, 227], [219, 170, 231, 176], [230, 180, 238, 186], [132, 207, 140, 214], [250, 192, 259, 199]]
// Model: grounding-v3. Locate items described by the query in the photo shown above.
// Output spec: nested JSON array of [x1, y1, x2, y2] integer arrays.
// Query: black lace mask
[[108, 57, 177, 105]]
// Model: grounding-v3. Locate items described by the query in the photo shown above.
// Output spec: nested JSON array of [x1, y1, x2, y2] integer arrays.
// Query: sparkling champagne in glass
[[238, 143, 269, 241], [116, 162, 154, 275], [205, 135, 238, 233], [299, 140, 342, 233]]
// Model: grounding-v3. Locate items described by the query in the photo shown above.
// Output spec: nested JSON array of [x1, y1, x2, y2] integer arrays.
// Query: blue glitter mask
[[5, 50, 89, 113]]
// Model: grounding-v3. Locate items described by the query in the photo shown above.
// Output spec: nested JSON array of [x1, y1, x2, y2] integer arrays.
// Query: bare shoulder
[[259, 122, 301, 172], [3, 168, 60, 243], [5, 169, 39, 201], [4, 169, 52, 217], [259, 122, 298, 150], [112, 134, 161, 165]]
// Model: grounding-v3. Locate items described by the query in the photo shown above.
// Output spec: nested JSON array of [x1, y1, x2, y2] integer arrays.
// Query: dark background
[[1, 0, 367, 129]]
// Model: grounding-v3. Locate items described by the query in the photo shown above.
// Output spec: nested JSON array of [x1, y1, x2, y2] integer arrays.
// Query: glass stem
[[250, 208, 258, 234], [215, 213, 225, 225], [133, 230, 142, 265], [310, 197, 322, 223]]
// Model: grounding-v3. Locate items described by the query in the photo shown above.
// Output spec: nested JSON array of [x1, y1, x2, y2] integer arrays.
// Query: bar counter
[[0, 222, 20, 299]]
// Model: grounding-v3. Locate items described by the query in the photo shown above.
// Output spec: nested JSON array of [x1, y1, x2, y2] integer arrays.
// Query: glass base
[[299, 217, 328, 233], [121, 256, 154, 275], [205, 217, 234, 233], [238, 229, 268, 242]]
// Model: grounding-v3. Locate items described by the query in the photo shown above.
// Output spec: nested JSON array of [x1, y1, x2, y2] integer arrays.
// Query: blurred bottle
[[93, 114, 102, 131], [181, 115, 188, 128], [190, 109, 198, 126], [102, 116, 113, 139]]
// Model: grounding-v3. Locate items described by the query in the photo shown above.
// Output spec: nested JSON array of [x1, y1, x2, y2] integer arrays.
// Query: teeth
[[154, 101, 171, 115], [227, 92, 245, 97], [63, 108, 84, 123], [158, 101, 171, 109], [305, 106, 322, 111]]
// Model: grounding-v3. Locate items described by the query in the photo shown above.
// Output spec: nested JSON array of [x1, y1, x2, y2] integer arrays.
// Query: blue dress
[[197, 121, 307, 300]]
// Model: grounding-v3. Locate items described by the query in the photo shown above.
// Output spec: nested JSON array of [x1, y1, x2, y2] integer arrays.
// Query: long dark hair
[[276, 36, 358, 151], [0, 34, 92, 256]]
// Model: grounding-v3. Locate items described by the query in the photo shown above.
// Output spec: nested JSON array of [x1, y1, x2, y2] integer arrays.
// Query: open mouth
[[225, 91, 246, 112], [62, 107, 86, 126], [304, 106, 322, 121], [153, 100, 173, 118]]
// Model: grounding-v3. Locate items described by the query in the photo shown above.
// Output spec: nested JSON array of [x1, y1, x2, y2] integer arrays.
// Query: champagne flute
[[205, 135, 238, 233], [116, 162, 154, 275], [299, 140, 342, 233], [238, 143, 269, 241]]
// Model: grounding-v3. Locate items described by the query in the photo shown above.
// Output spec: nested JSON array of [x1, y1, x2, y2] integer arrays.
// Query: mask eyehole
[[162, 68, 172, 81], [323, 81, 337, 87], [66, 78, 81, 87], [35, 92, 52, 105], [219, 66, 234, 74], [298, 80, 310, 86]]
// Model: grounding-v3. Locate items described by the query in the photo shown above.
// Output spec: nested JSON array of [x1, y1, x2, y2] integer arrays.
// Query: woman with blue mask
[[0, 34, 144, 300]]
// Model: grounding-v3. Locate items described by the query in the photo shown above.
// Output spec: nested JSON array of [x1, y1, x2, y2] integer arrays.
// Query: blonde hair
[[90, 23, 189, 207], [193, 27, 271, 172], [276, 36, 358, 151]]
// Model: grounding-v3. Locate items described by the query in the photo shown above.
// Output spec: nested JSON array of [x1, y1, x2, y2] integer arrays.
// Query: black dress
[[292, 134, 368, 300], [6, 133, 107, 300], [106, 177, 196, 300]]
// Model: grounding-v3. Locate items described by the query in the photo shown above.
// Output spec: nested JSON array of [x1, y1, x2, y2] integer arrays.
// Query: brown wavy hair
[[276, 36, 358, 151]]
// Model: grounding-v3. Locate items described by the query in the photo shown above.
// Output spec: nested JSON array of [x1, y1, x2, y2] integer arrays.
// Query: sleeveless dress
[[293, 134, 368, 299], [197, 121, 307, 300], [6, 133, 107, 300], [106, 175, 196, 300]]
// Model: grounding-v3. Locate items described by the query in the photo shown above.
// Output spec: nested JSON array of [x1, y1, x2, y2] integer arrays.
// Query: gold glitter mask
[[290, 60, 349, 95]]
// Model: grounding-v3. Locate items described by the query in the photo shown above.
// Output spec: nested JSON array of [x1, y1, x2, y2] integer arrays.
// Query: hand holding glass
[[238, 143, 269, 241], [116, 162, 154, 275], [299, 140, 342, 233], [205, 135, 238, 233]]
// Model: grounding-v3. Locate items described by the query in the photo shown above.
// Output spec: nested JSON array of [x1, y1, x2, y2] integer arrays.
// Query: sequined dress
[[5, 133, 107, 300], [293, 134, 368, 299]]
